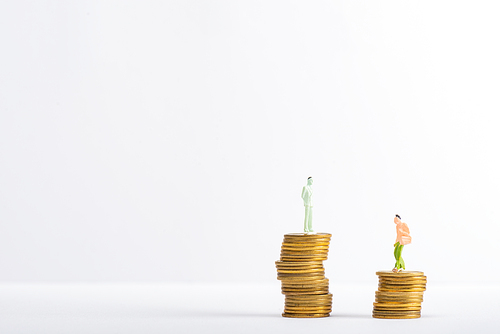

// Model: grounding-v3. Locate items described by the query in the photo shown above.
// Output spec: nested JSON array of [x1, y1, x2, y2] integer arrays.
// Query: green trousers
[[394, 242, 405, 270]]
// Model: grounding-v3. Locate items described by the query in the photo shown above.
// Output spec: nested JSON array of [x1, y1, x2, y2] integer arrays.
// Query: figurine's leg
[[400, 245, 405, 270], [394, 242, 403, 271], [393, 242, 400, 270], [304, 206, 309, 233], [307, 207, 313, 232]]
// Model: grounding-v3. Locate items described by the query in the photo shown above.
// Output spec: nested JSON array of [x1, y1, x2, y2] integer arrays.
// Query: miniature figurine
[[301, 177, 314, 233], [393, 214, 411, 272]]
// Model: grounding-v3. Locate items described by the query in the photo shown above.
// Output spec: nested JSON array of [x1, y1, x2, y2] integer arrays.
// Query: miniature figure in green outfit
[[301, 177, 314, 233], [393, 214, 412, 272]]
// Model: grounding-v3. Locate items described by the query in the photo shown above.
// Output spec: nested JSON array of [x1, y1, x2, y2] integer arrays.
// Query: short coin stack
[[372, 271, 427, 319], [275, 233, 332, 318]]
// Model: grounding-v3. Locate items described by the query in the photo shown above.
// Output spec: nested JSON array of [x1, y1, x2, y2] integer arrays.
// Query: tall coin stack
[[275, 233, 332, 318], [372, 271, 427, 319]]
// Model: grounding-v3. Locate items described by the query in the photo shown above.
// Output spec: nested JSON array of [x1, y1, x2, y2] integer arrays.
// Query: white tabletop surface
[[0, 282, 498, 334]]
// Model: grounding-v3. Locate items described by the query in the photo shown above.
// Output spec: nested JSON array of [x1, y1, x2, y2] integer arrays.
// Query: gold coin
[[286, 294, 332, 301], [380, 279, 426, 284], [281, 249, 329, 254], [379, 274, 426, 279], [373, 302, 422, 307], [376, 295, 423, 299], [277, 268, 325, 273], [282, 283, 329, 289], [280, 253, 329, 258], [375, 300, 423, 304], [285, 303, 332, 307], [284, 309, 332, 314], [375, 298, 423, 303], [285, 299, 332, 303], [372, 313, 420, 319], [378, 284, 426, 291], [372, 310, 421, 316], [281, 246, 329, 249], [282, 241, 331, 244], [282, 244, 330, 248], [280, 251, 329, 255], [380, 274, 426, 279], [278, 273, 326, 277], [375, 293, 423, 298], [282, 285, 329, 290], [376, 271, 424, 277], [278, 270, 325, 274], [279, 275, 327, 281], [280, 253, 328, 262], [277, 266, 324, 272], [281, 243, 330, 247], [283, 239, 331, 243], [276, 265, 324, 269], [285, 304, 332, 309], [285, 297, 332, 302], [278, 272, 325, 277], [282, 282, 329, 287], [283, 290, 329, 296], [373, 306, 421, 311], [280, 255, 328, 259], [282, 287, 329, 292], [278, 276, 326, 281], [285, 305, 332, 310], [284, 233, 332, 237], [375, 297, 424, 302], [280, 257, 328, 261], [282, 313, 330, 318], [379, 280, 427, 285], [285, 309, 332, 314], [374, 307, 421, 312], [275, 261, 323, 266], [285, 301, 332, 306], [379, 283, 427, 288], [283, 307, 332, 314], [373, 308, 421, 313], [280, 258, 328, 262], [375, 291, 424, 296], [379, 277, 427, 282], [278, 271, 325, 275], [280, 254, 329, 258], [281, 252, 328, 256], [277, 268, 324, 272], [282, 288, 330, 293], [283, 237, 331, 241], [379, 286, 426, 291], [378, 287, 426, 292]]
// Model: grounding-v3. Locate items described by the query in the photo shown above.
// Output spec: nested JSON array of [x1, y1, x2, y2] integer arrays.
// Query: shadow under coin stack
[[275, 233, 332, 318], [373, 271, 427, 319]]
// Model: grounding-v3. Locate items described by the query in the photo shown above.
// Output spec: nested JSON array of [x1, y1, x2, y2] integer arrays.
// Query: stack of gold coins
[[372, 271, 427, 319], [276, 233, 332, 318]]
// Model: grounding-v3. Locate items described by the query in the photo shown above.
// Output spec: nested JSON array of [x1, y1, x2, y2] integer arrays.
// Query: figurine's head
[[307, 177, 313, 185], [394, 214, 401, 224]]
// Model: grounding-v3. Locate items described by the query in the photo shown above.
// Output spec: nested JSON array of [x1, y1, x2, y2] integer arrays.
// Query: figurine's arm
[[399, 223, 412, 245], [401, 223, 410, 236], [301, 187, 306, 200]]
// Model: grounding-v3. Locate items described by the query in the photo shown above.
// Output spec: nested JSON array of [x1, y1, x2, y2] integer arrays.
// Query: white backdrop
[[1, 1, 499, 284]]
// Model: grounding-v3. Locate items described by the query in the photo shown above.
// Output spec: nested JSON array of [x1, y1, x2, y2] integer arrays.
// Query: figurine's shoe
[[392, 268, 398, 273]]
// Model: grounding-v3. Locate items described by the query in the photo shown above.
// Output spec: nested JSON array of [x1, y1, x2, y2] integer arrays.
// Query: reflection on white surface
[[0, 283, 498, 334]]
